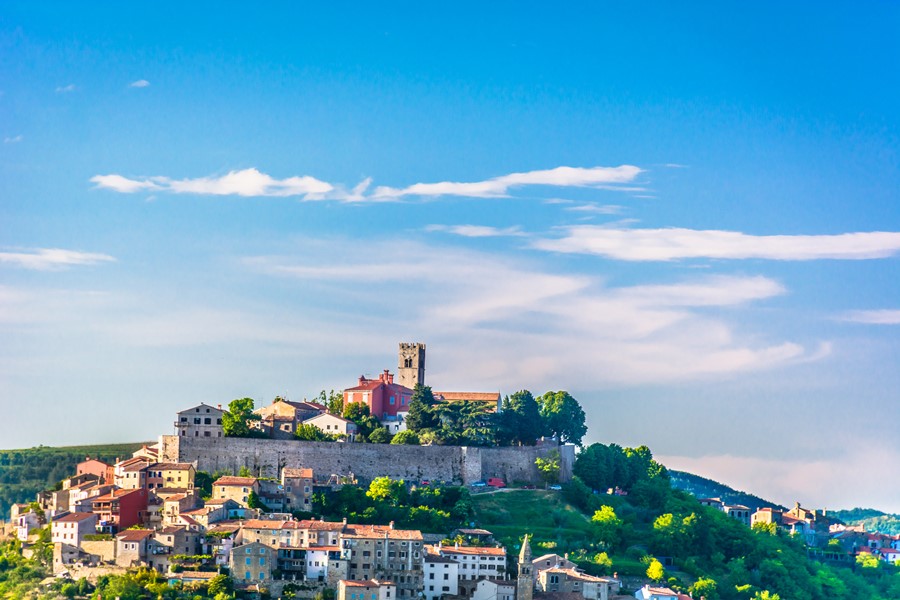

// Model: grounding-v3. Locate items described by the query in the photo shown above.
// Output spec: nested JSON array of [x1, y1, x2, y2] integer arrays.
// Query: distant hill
[[830, 508, 900, 536], [668, 470, 784, 511], [0, 442, 147, 520]]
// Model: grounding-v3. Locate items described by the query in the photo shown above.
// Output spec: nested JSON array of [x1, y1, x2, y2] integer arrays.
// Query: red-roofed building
[[51, 512, 98, 546], [213, 476, 259, 507], [343, 370, 413, 431], [92, 487, 148, 531], [76, 458, 113, 483]]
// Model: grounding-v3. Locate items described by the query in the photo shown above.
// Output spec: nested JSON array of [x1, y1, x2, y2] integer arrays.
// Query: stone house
[[175, 403, 225, 438], [344, 523, 424, 599], [212, 476, 259, 507], [423, 554, 458, 600], [116, 529, 154, 567], [230, 541, 275, 587], [282, 467, 314, 513], [254, 399, 327, 439], [338, 579, 397, 600]]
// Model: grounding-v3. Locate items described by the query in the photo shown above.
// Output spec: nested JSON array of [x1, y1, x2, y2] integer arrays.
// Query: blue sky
[[3, 3, 900, 511]]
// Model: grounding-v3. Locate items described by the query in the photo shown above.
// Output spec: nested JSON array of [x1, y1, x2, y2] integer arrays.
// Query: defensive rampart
[[159, 435, 574, 485]]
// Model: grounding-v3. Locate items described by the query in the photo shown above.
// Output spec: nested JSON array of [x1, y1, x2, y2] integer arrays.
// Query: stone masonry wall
[[159, 435, 573, 485]]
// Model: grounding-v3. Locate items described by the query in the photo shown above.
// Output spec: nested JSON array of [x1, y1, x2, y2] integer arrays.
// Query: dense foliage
[[313, 477, 474, 533], [473, 445, 900, 600], [0, 443, 144, 519], [830, 508, 900, 536]]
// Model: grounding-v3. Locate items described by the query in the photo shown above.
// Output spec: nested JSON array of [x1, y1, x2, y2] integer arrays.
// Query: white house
[[303, 413, 359, 441]]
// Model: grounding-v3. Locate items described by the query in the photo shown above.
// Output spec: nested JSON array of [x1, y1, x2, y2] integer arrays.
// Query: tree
[[295, 424, 337, 442], [343, 402, 382, 441], [751, 592, 781, 600], [646, 558, 665, 583], [591, 505, 623, 549], [247, 491, 268, 512], [195, 471, 214, 500], [496, 390, 543, 446], [535, 450, 561, 485], [406, 384, 440, 432], [222, 397, 261, 437], [238, 465, 254, 478], [208, 574, 234, 596], [368, 427, 393, 444], [319, 389, 344, 416], [366, 477, 406, 505], [391, 430, 420, 445], [538, 391, 587, 446], [689, 577, 718, 599]]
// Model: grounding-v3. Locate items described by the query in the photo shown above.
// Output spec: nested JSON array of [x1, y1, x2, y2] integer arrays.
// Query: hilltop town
[[2, 344, 900, 600]]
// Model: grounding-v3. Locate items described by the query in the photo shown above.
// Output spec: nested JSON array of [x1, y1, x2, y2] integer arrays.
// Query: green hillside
[[830, 508, 900, 536], [0, 442, 147, 520], [668, 470, 783, 511], [473, 463, 900, 599]]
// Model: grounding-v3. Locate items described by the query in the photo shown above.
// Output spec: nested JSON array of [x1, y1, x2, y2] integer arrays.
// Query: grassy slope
[[0, 442, 147, 520], [472, 489, 645, 576]]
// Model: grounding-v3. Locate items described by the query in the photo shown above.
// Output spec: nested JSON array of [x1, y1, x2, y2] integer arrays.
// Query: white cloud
[[659, 449, 900, 513], [565, 204, 623, 215], [55, 84, 76, 93], [90, 168, 334, 198], [373, 165, 642, 198], [0, 248, 116, 270], [90, 174, 161, 193], [4, 135, 23, 144], [129, 79, 150, 88], [534, 226, 900, 261], [840, 309, 900, 324], [244, 242, 817, 386], [425, 224, 525, 238]]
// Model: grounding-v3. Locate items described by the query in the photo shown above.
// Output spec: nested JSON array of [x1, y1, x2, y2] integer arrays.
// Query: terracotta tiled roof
[[213, 476, 257, 486], [54, 513, 96, 523], [434, 392, 501, 403], [297, 519, 347, 531], [342, 580, 395, 587], [344, 524, 423, 540], [152, 463, 194, 471], [117, 529, 154, 541], [242, 519, 287, 530], [344, 380, 385, 392], [438, 545, 505, 556], [283, 467, 313, 479], [177, 571, 219, 580], [158, 526, 185, 534]]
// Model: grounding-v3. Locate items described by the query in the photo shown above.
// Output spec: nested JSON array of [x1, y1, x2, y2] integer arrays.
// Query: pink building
[[343, 370, 413, 421]]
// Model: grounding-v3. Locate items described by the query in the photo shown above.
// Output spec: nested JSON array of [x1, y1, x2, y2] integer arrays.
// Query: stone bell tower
[[517, 534, 533, 600], [398, 342, 425, 389]]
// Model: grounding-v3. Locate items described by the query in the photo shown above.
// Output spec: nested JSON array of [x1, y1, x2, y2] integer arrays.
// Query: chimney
[[388, 372, 394, 384], [359, 375, 366, 386], [342, 517, 347, 525], [389, 521, 395, 530], [383, 369, 390, 383], [217, 404, 222, 410]]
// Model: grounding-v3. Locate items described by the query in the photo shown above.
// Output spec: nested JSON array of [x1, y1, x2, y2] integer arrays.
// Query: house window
[[245, 572, 251, 580], [204, 418, 211, 424], [194, 418, 201, 424]]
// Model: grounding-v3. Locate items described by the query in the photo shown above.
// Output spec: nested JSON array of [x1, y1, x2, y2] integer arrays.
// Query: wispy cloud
[[0, 248, 116, 270], [90, 168, 334, 198], [534, 226, 900, 261], [243, 241, 817, 386], [425, 224, 525, 238], [4, 135, 23, 144], [839, 309, 900, 324], [129, 79, 150, 88], [373, 165, 642, 198], [55, 84, 76, 93], [564, 203, 623, 215]]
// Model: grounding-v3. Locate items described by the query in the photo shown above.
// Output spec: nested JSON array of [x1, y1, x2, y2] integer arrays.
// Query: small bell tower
[[517, 534, 533, 600], [398, 342, 425, 389]]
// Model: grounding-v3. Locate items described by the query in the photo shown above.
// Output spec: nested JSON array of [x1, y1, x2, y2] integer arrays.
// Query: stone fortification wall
[[160, 435, 573, 485]]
